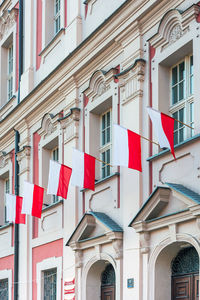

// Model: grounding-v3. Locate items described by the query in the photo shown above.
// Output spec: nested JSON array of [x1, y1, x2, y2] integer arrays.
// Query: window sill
[[147, 133, 200, 162], [42, 199, 63, 212], [0, 95, 16, 120], [39, 28, 65, 59], [80, 172, 120, 192]]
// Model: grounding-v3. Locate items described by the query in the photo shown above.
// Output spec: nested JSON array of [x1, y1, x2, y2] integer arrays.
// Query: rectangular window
[[52, 148, 59, 203], [7, 44, 13, 100], [43, 268, 57, 300], [54, 0, 61, 35], [5, 178, 10, 223], [0, 279, 8, 300], [100, 111, 111, 179], [170, 55, 193, 145]]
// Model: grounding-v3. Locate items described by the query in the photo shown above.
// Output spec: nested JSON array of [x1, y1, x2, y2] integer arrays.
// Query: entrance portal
[[171, 247, 199, 300]]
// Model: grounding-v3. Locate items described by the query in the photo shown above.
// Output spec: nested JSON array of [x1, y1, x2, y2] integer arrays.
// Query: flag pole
[[96, 158, 113, 167], [173, 118, 193, 129], [140, 135, 159, 146]]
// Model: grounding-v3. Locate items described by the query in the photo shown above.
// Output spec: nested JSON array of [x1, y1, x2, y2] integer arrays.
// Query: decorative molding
[[75, 250, 83, 268], [112, 239, 123, 259], [0, 8, 18, 40], [38, 113, 59, 139], [17, 146, 31, 175], [0, 151, 12, 169], [59, 108, 80, 144], [84, 68, 117, 102], [116, 59, 146, 105], [149, 5, 200, 50], [140, 231, 150, 254]]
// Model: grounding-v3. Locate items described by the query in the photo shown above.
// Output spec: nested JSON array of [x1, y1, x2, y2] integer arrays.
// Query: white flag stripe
[[47, 160, 61, 195], [147, 107, 170, 149], [112, 124, 129, 167], [21, 181, 34, 214], [6, 194, 16, 222], [71, 149, 84, 188]]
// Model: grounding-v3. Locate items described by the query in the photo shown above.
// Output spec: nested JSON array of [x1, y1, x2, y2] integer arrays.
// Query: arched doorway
[[171, 247, 199, 300], [101, 264, 115, 300]]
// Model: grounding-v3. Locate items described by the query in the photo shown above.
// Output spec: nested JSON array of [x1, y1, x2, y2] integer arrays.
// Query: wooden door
[[172, 275, 199, 300], [101, 285, 115, 300], [172, 276, 191, 300]]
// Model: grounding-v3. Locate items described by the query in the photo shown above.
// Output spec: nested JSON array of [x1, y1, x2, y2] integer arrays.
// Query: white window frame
[[169, 54, 194, 145], [54, 0, 61, 35], [37, 256, 62, 300], [4, 178, 10, 223], [100, 109, 112, 179], [7, 44, 13, 101], [52, 147, 59, 203], [0, 269, 12, 300]]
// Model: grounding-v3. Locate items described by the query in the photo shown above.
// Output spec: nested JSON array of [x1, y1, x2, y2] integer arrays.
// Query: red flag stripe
[[127, 130, 142, 172], [57, 165, 72, 199], [84, 153, 95, 191], [161, 113, 175, 159], [32, 185, 44, 218], [15, 196, 26, 224]]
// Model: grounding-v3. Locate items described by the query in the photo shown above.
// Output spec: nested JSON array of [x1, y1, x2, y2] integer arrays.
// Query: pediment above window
[[149, 5, 200, 50], [0, 8, 18, 40], [66, 212, 123, 259], [84, 68, 118, 102], [39, 113, 59, 139], [130, 183, 200, 233]]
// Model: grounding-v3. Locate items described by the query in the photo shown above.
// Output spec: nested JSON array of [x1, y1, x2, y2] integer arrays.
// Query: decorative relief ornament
[[0, 9, 18, 40], [169, 24, 183, 44]]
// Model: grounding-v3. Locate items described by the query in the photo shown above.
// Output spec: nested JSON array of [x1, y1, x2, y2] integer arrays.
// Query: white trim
[[0, 269, 12, 300], [37, 256, 62, 300]]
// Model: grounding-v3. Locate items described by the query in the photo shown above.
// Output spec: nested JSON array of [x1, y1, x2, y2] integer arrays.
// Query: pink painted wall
[[32, 239, 63, 300], [0, 255, 14, 299]]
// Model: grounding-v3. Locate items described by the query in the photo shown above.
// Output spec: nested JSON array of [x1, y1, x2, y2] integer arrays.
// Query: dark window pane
[[102, 115, 105, 130], [179, 128, 184, 143], [179, 62, 185, 81], [190, 75, 193, 95], [174, 131, 178, 145], [172, 86, 178, 104], [179, 108, 184, 123], [102, 131, 105, 145], [172, 67, 177, 85], [190, 56, 193, 74], [107, 111, 110, 127], [179, 81, 184, 100], [107, 128, 110, 143]]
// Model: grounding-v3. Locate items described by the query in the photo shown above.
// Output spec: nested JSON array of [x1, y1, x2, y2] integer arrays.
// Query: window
[[54, 0, 61, 34], [170, 55, 193, 145], [43, 268, 57, 300], [7, 44, 13, 100], [52, 148, 59, 203], [0, 279, 8, 300], [100, 110, 111, 179], [4, 178, 9, 223]]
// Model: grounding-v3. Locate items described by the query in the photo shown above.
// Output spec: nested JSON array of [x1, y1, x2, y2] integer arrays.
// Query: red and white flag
[[147, 107, 175, 158], [21, 181, 44, 218], [112, 124, 142, 171], [6, 194, 26, 224], [71, 149, 95, 191], [47, 160, 72, 199]]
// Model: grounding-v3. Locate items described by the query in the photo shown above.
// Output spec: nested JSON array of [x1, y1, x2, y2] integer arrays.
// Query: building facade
[[0, 0, 200, 299]]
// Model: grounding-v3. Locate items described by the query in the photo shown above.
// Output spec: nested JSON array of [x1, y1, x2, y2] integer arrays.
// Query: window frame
[[52, 147, 59, 203], [100, 109, 112, 179], [7, 43, 13, 101], [54, 0, 61, 35], [43, 268, 57, 300], [169, 54, 194, 145]]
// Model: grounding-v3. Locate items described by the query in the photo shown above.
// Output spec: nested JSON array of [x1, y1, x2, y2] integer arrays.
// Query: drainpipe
[[14, 0, 23, 299], [14, 130, 20, 300]]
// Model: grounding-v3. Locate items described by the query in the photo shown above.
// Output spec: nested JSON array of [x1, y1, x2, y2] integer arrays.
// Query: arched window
[[101, 264, 115, 300], [171, 247, 199, 276]]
